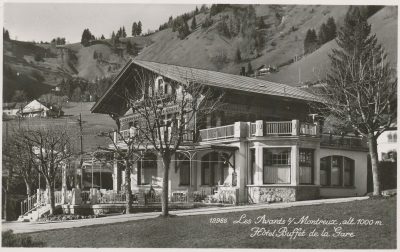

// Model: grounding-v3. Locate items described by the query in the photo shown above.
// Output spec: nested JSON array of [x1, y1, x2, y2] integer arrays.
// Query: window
[[263, 148, 291, 184], [138, 153, 157, 185], [201, 152, 227, 186], [331, 156, 342, 186], [299, 149, 314, 184], [201, 152, 217, 185], [343, 157, 355, 186], [320, 156, 354, 187], [178, 155, 190, 186]]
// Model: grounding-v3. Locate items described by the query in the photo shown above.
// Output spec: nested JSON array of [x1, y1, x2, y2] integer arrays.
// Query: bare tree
[[4, 131, 38, 196], [100, 129, 147, 214], [20, 126, 74, 215], [118, 67, 223, 216], [313, 7, 397, 196]]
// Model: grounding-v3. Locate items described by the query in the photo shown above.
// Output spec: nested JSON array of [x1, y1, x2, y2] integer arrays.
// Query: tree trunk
[[124, 160, 132, 214], [368, 134, 381, 196], [46, 180, 56, 215], [4, 189, 9, 221], [161, 155, 171, 217]]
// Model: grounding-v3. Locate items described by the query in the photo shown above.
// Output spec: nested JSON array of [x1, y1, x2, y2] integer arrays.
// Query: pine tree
[[195, 6, 199, 14], [318, 23, 329, 45], [304, 29, 318, 54], [177, 20, 190, 39], [122, 26, 127, 37], [132, 22, 137, 36], [81, 28, 93, 46], [319, 6, 397, 196], [326, 17, 337, 40], [3, 28, 10, 41], [101, 34, 105, 40], [111, 31, 116, 43], [137, 21, 142, 35], [191, 15, 197, 30]]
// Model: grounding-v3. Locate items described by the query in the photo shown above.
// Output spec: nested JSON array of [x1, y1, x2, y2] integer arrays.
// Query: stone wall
[[247, 186, 320, 203]]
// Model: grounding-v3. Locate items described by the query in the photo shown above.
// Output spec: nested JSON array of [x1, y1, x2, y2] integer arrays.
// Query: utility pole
[[77, 113, 84, 188]]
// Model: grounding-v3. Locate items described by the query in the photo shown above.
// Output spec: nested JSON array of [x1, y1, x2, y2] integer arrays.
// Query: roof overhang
[[91, 59, 321, 115]]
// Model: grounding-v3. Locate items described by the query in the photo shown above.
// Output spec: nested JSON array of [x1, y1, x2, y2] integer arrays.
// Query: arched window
[[138, 152, 157, 185], [320, 156, 354, 187]]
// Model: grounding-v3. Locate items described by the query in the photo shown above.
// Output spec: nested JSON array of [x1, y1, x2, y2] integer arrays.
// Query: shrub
[[2, 230, 46, 247]]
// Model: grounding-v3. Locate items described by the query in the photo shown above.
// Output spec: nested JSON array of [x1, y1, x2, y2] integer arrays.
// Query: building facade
[[91, 59, 369, 203]]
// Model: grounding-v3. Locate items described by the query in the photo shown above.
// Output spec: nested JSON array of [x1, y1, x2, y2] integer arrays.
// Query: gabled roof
[[91, 59, 319, 114], [133, 60, 317, 101]]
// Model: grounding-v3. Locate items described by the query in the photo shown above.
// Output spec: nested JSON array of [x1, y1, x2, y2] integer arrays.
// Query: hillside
[[3, 36, 152, 102], [136, 5, 351, 74], [137, 5, 396, 86], [261, 6, 398, 85], [3, 5, 397, 102]]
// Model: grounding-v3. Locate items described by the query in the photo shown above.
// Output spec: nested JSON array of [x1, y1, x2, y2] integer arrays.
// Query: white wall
[[377, 130, 397, 161], [319, 148, 368, 197]]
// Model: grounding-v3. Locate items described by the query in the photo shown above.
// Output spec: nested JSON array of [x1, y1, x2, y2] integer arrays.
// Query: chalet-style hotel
[[91, 59, 368, 204]]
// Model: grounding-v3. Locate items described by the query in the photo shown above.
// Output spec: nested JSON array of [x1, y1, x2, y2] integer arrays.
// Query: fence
[[20, 194, 38, 216], [97, 191, 127, 204]]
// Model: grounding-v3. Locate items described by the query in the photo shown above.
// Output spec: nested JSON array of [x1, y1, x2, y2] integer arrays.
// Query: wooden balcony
[[117, 128, 194, 143], [199, 124, 235, 141], [116, 120, 366, 150]]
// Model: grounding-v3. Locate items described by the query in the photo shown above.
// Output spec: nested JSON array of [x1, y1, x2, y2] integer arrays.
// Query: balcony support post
[[255, 120, 264, 136], [292, 120, 300, 136], [290, 144, 299, 186]]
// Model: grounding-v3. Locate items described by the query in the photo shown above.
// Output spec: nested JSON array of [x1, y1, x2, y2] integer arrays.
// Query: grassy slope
[[26, 196, 396, 248], [137, 5, 350, 75], [3, 40, 73, 100], [262, 6, 398, 85], [3, 36, 153, 101], [3, 102, 115, 153]]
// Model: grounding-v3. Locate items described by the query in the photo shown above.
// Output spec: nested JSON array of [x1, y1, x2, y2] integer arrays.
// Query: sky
[[3, 3, 198, 43]]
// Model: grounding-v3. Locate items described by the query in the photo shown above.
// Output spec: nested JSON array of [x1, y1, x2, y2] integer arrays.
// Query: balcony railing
[[118, 129, 194, 143], [300, 122, 317, 135], [265, 121, 292, 135], [320, 134, 366, 149], [118, 120, 320, 143], [199, 124, 235, 141]]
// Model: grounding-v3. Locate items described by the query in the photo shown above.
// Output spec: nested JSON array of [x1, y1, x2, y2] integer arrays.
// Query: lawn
[[27, 196, 396, 248]]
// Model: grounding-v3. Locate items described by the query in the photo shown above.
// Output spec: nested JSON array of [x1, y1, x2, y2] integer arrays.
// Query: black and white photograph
[[1, 0, 398, 249]]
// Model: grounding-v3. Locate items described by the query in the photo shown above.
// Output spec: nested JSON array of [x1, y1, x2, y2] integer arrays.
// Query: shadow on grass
[[2, 230, 46, 247]]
